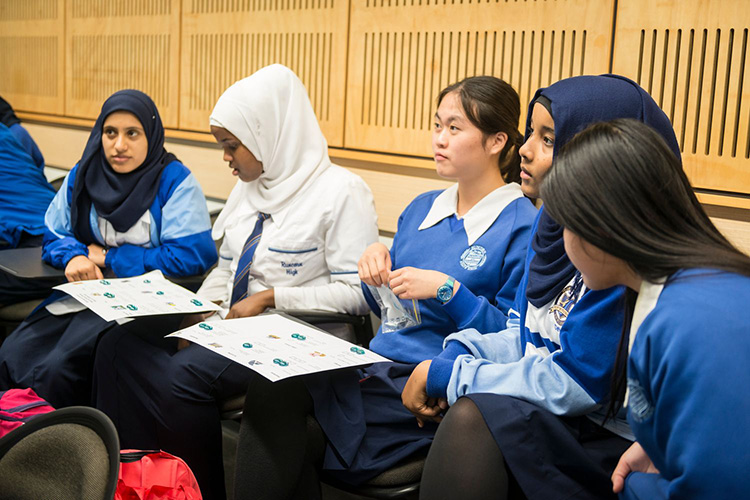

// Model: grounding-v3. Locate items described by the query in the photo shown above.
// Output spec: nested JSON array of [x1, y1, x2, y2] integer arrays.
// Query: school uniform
[[91, 65, 380, 500], [306, 183, 536, 486], [426, 208, 631, 499], [621, 270, 750, 499], [0, 123, 58, 304], [0, 90, 217, 409]]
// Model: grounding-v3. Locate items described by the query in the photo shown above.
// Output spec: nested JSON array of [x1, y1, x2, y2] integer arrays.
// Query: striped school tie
[[230, 212, 271, 306]]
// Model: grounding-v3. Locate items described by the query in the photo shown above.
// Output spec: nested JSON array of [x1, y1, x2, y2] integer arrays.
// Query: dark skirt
[[0, 307, 114, 407], [468, 393, 632, 500], [306, 361, 438, 485]]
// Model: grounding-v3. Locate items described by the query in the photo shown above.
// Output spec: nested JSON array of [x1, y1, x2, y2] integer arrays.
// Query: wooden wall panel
[[179, 0, 348, 144], [345, 0, 614, 157], [0, 0, 65, 115], [65, 0, 181, 127], [613, 0, 750, 195]]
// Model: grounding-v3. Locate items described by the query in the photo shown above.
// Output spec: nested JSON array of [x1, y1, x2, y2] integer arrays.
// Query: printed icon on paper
[[208, 342, 222, 348], [143, 279, 151, 284], [350, 346, 365, 355], [100, 280, 111, 285], [267, 334, 280, 339], [198, 323, 213, 331], [291, 333, 306, 341], [156, 291, 164, 295], [166, 302, 176, 307], [190, 299, 203, 306], [309, 351, 326, 357], [242, 342, 253, 348], [247, 360, 262, 366], [273, 358, 289, 367], [126, 304, 138, 311], [103, 292, 115, 299]]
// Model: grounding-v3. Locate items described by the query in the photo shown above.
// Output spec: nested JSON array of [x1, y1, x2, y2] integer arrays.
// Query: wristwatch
[[436, 276, 456, 304]]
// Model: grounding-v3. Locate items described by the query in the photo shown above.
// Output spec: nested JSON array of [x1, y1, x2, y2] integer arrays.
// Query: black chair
[[0, 406, 120, 500]]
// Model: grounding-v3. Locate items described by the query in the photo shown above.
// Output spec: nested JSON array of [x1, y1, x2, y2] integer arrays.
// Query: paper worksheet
[[53, 270, 221, 322], [168, 314, 389, 382]]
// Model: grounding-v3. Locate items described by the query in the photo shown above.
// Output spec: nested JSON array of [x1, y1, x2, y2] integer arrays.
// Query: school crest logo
[[627, 378, 654, 423], [460, 245, 487, 270], [548, 274, 584, 330]]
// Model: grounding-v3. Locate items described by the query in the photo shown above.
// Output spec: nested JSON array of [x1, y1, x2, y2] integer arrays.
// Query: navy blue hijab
[[71, 90, 176, 243], [525, 75, 681, 307], [0, 96, 20, 128]]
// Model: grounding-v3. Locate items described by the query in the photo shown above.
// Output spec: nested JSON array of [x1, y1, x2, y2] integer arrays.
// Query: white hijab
[[210, 64, 331, 238]]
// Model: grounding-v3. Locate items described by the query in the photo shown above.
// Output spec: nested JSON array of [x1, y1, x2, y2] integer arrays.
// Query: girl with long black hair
[[542, 118, 750, 499]]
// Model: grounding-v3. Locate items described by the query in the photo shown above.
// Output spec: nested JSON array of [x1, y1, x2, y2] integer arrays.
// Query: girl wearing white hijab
[[92, 65, 378, 500]]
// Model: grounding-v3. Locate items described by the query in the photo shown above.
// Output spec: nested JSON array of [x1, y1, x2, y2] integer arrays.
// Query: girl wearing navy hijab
[[404, 75, 683, 500], [0, 89, 217, 408]]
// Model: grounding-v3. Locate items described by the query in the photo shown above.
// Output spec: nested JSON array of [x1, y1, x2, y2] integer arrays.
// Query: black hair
[[438, 76, 522, 184], [541, 118, 750, 416]]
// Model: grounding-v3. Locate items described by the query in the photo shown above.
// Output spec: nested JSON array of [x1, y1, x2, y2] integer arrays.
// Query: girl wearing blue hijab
[[0, 89, 217, 408], [403, 75, 682, 500]]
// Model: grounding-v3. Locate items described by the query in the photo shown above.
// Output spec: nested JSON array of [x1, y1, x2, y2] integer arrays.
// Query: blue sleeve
[[438, 285, 625, 412], [42, 167, 88, 268], [440, 204, 533, 334], [104, 167, 217, 277], [620, 473, 670, 500], [9, 123, 44, 169]]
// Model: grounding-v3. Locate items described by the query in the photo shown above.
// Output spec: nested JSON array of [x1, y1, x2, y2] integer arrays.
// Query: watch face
[[437, 285, 453, 302]]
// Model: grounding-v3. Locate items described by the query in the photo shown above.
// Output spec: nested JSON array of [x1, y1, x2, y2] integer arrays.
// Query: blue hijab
[[525, 74, 681, 307], [71, 90, 177, 243]]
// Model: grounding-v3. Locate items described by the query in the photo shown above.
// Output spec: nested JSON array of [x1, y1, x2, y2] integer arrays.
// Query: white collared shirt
[[197, 165, 378, 314], [418, 183, 525, 245]]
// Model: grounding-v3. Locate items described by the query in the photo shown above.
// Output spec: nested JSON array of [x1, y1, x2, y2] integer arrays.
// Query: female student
[[0, 89, 217, 407], [91, 64, 379, 500], [404, 75, 684, 500], [233, 75, 538, 499], [542, 119, 750, 499], [0, 121, 57, 305], [0, 96, 44, 169]]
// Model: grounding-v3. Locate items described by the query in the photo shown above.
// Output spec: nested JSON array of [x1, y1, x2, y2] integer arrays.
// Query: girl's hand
[[226, 289, 275, 319], [611, 441, 659, 493], [358, 243, 392, 287], [389, 267, 459, 300], [65, 255, 104, 282], [401, 360, 448, 427], [87, 243, 107, 268]]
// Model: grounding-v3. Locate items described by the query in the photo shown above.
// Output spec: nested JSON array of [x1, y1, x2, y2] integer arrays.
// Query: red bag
[[0, 388, 55, 438], [116, 449, 203, 500]]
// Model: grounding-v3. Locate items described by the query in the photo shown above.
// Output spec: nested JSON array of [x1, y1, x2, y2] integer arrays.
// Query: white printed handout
[[167, 314, 390, 382], [53, 270, 221, 322]]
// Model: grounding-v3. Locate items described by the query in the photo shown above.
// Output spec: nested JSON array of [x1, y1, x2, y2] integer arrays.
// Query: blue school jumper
[[0, 124, 58, 304], [0, 160, 217, 408], [310, 186, 537, 485], [622, 270, 750, 499], [426, 208, 631, 499]]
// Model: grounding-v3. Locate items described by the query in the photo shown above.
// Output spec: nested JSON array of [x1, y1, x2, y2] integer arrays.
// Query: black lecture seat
[[0, 406, 120, 500]]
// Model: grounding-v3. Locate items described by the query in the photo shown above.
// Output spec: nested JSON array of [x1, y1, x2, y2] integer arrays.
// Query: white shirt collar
[[417, 183, 525, 245]]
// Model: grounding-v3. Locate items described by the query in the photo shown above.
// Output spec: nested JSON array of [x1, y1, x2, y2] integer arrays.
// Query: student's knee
[[441, 396, 484, 431]]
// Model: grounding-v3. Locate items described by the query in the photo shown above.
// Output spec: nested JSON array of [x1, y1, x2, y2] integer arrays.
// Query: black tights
[[420, 397, 524, 500], [233, 376, 325, 500]]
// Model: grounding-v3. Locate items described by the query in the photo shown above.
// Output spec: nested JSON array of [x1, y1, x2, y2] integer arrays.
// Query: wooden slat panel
[[346, 0, 614, 157], [613, 0, 750, 195], [179, 0, 348, 145], [0, 0, 64, 115], [65, 0, 181, 127]]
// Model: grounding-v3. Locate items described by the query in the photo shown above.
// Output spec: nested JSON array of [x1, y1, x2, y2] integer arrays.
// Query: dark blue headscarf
[[0, 96, 20, 128], [71, 90, 177, 243], [525, 74, 681, 307]]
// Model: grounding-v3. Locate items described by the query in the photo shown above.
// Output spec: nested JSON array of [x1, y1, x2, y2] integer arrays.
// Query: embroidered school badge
[[627, 378, 654, 423], [460, 245, 487, 270]]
